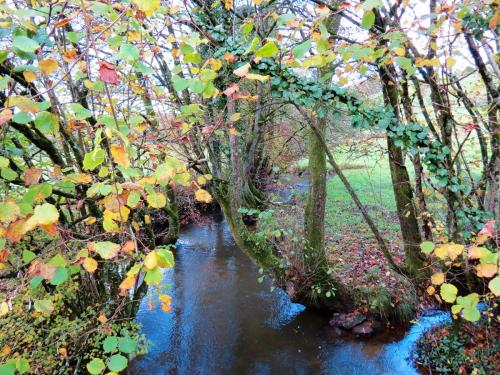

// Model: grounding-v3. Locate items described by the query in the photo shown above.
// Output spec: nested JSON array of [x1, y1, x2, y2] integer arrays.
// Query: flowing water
[[131, 216, 449, 375]]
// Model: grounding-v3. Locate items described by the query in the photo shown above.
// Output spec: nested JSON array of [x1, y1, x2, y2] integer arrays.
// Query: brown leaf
[[0, 109, 12, 126], [23, 168, 42, 186]]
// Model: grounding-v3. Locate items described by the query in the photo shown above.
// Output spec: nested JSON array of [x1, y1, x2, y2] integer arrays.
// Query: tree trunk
[[304, 115, 327, 259], [378, 64, 425, 278]]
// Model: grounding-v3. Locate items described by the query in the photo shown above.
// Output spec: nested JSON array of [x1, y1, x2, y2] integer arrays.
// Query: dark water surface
[[131, 218, 449, 375]]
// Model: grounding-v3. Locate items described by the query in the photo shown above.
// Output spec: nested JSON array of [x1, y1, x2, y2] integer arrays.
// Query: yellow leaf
[[98, 311, 108, 324], [119, 275, 136, 295], [6, 95, 40, 113], [84, 216, 97, 225], [225, 0, 233, 10], [431, 272, 445, 285], [110, 145, 130, 169], [446, 57, 456, 69], [133, 0, 160, 16], [339, 76, 348, 86], [0, 302, 8, 317], [394, 47, 405, 56], [230, 113, 241, 122], [245, 73, 270, 82], [195, 189, 212, 203], [144, 215, 151, 225], [1, 345, 11, 356], [426, 285, 435, 295], [23, 70, 37, 83], [83, 257, 98, 273], [144, 251, 158, 270], [39, 58, 59, 75]]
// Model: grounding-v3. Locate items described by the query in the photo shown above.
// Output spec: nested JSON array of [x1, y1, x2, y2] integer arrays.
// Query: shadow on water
[[130, 218, 449, 375]]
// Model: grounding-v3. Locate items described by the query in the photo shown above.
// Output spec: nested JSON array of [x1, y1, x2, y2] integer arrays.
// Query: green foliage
[[416, 323, 499, 374]]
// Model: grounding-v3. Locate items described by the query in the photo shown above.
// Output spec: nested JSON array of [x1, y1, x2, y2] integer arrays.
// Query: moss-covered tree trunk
[[304, 115, 327, 258], [378, 63, 425, 278]]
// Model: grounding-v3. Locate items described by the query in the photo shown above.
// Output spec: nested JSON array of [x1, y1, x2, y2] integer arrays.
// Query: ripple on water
[[131, 219, 449, 375]]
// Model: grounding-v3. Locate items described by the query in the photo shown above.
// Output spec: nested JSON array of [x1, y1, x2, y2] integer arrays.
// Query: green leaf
[[15, 358, 30, 374], [440, 283, 458, 303], [120, 44, 140, 62], [361, 10, 375, 30], [395, 56, 413, 71], [30, 275, 43, 289], [462, 306, 480, 322], [12, 112, 33, 124], [102, 336, 119, 353], [293, 40, 311, 58], [34, 299, 54, 314], [0, 200, 18, 223], [13, 36, 39, 53], [94, 241, 120, 260], [144, 266, 162, 285], [0, 156, 9, 168], [50, 267, 68, 286], [22, 250, 36, 263], [34, 111, 59, 133], [107, 354, 128, 372], [127, 190, 141, 208], [146, 192, 166, 208], [256, 41, 279, 58], [489, 276, 500, 296], [420, 241, 435, 255], [86, 358, 106, 374], [1, 168, 18, 181], [172, 76, 189, 91], [68, 103, 92, 120], [0, 360, 15, 375], [118, 336, 137, 354], [157, 247, 174, 268], [83, 149, 106, 171]]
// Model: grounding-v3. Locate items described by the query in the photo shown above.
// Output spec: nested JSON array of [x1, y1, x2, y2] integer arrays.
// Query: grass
[[323, 153, 400, 241]]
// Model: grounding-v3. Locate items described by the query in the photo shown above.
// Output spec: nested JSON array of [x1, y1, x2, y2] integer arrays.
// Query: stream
[[130, 216, 449, 374]]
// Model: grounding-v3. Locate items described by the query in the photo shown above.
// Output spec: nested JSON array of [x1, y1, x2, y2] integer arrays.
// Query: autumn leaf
[[110, 145, 130, 168], [119, 275, 136, 295], [62, 49, 78, 63], [33, 203, 59, 225], [195, 189, 212, 203], [6, 218, 29, 243], [0, 108, 12, 126], [431, 272, 445, 285], [23, 70, 37, 83], [23, 168, 42, 186], [0, 302, 8, 317], [98, 62, 120, 85], [133, 0, 160, 16], [144, 251, 158, 270], [39, 58, 59, 75], [83, 257, 98, 273], [476, 263, 498, 278], [121, 240, 136, 254], [234, 63, 250, 77]]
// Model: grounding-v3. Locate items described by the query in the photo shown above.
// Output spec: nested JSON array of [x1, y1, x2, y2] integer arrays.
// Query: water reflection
[[131, 219, 448, 375]]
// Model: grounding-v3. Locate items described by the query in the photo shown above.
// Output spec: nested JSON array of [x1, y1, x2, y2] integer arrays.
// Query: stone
[[352, 320, 374, 336], [329, 311, 367, 330]]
